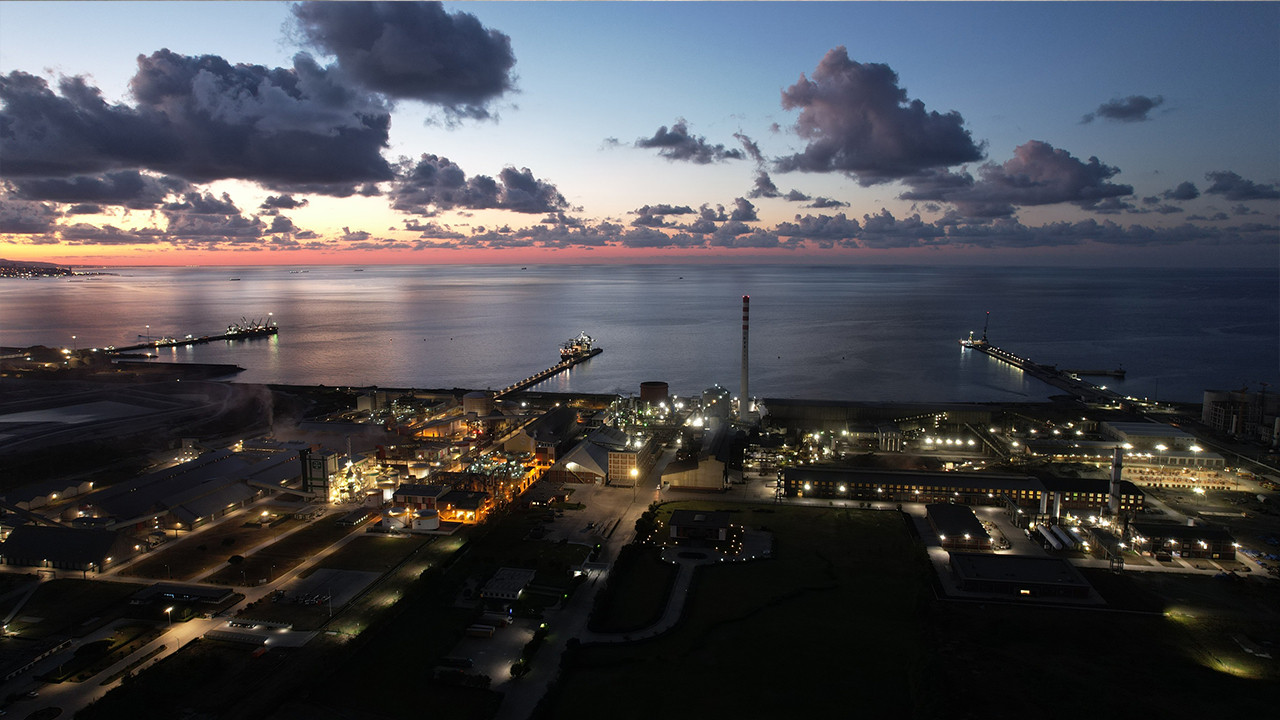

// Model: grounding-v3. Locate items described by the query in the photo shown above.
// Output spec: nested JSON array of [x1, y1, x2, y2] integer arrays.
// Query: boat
[[959, 311, 990, 348], [560, 332, 594, 360]]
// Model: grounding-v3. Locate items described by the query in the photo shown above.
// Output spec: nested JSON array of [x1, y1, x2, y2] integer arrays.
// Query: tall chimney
[[1108, 446, 1123, 515], [740, 295, 750, 417]]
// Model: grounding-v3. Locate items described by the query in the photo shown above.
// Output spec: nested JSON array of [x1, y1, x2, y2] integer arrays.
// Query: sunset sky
[[1, 1, 1277, 266]]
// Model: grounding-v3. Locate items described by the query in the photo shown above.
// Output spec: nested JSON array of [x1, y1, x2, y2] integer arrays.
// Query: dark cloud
[[903, 140, 1133, 218], [1088, 197, 1135, 215], [10, 170, 188, 209], [497, 167, 568, 213], [1, 51, 394, 194], [66, 203, 103, 215], [405, 219, 467, 238], [633, 204, 694, 216], [389, 155, 567, 215], [1204, 171, 1280, 200], [729, 197, 758, 222], [774, 213, 860, 240], [162, 191, 241, 216], [260, 194, 309, 210], [58, 222, 165, 245], [0, 197, 60, 233], [733, 132, 765, 164], [784, 189, 811, 202], [1082, 94, 1165, 123], [748, 171, 781, 199], [631, 213, 673, 228], [539, 212, 583, 227], [775, 47, 984, 184], [709, 226, 783, 249], [897, 168, 975, 202], [291, 1, 515, 120], [340, 227, 371, 243], [858, 209, 945, 248], [1162, 181, 1199, 201], [635, 119, 745, 164], [806, 197, 849, 209], [267, 215, 296, 234]]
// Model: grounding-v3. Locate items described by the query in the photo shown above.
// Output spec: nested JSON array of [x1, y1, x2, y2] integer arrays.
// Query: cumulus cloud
[[1204, 171, 1280, 200], [0, 197, 61, 234], [10, 170, 189, 209], [729, 197, 758, 222], [389, 154, 567, 215], [1162, 181, 1200, 201], [748, 171, 781, 199], [1082, 94, 1165, 123], [774, 213, 861, 240], [635, 119, 745, 164], [902, 140, 1133, 218], [805, 197, 849, 209], [0, 51, 394, 195], [775, 47, 984, 184], [631, 204, 694, 228], [291, 1, 515, 120], [260, 194, 309, 211]]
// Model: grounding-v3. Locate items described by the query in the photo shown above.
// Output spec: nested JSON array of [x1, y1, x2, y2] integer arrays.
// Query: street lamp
[[165, 606, 173, 626]]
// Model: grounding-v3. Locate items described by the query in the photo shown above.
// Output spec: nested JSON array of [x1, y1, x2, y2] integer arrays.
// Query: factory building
[[1128, 521, 1237, 561], [0, 525, 138, 571], [949, 553, 1093, 598], [545, 426, 657, 486], [1202, 389, 1280, 445], [926, 504, 993, 552], [82, 447, 298, 532], [669, 509, 732, 543], [662, 422, 738, 491], [781, 468, 1144, 520]]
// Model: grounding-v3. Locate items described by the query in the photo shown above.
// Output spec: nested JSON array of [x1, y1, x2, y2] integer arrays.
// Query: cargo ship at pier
[[560, 332, 595, 360]]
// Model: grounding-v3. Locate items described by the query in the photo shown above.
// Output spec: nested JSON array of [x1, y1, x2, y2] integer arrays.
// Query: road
[[3, 500, 380, 718]]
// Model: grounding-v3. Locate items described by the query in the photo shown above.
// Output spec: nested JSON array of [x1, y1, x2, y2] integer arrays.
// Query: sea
[[3, 264, 1276, 404]]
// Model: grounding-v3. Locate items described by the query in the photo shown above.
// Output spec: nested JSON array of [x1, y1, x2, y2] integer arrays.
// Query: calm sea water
[[3, 264, 1276, 403]]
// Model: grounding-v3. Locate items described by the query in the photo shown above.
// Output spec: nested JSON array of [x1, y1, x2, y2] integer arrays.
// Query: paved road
[[4, 502, 386, 718]]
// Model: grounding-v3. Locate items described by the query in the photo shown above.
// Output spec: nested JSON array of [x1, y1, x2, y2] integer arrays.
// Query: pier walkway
[[494, 347, 602, 399], [961, 340, 1123, 404], [109, 323, 277, 354]]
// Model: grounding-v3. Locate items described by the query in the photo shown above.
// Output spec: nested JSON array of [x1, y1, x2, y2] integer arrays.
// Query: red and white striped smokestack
[[741, 295, 749, 416], [1109, 446, 1123, 515]]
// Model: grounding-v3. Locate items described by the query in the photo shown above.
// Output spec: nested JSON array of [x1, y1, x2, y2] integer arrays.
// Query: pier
[[495, 347, 602, 399], [960, 338, 1123, 404], [108, 320, 278, 354]]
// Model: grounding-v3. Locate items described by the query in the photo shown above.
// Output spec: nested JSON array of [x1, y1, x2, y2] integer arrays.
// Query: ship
[[560, 332, 594, 360], [959, 311, 990, 348]]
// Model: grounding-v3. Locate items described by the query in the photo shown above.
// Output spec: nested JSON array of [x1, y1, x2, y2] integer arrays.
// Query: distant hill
[[0, 258, 62, 269]]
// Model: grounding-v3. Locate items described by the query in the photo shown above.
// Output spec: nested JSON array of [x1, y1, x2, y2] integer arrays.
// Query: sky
[[0, 1, 1277, 267]]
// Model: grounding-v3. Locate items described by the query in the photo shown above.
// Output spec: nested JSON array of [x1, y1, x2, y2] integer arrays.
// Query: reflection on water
[[2, 264, 1274, 403]]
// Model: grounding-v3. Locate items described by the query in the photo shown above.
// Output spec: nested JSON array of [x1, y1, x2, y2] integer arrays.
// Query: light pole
[[165, 606, 173, 627]]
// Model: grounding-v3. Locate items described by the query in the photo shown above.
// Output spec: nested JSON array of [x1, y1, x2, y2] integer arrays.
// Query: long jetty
[[495, 348, 603, 399], [960, 340, 1123, 404], [109, 323, 277, 354]]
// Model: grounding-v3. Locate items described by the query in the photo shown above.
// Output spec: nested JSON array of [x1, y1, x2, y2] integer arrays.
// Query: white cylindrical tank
[[414, 509, 440, 531]]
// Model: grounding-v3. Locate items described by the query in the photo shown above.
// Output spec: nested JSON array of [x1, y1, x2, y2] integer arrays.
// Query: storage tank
[[464, 391, 495, 416], [640, 381, 669, 406], [414, 509, 440, 531]]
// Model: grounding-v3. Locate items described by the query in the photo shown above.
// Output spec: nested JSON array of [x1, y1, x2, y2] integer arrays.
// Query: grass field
[[587, 543, 677, 633], [541, 503, 932, 719], [122, 514, 305, 581], [541, 501, 1280, 719], [2, 579, 141, 639], [205, 515, 355, 586]]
